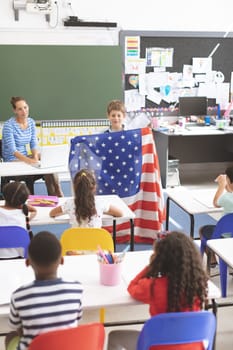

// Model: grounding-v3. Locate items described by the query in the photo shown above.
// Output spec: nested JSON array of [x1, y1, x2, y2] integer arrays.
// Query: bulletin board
[[119, 31, 233, 112], [0, 45, 122, 121]]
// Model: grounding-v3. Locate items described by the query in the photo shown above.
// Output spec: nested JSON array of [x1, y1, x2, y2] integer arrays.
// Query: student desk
[[0, 161, 69, 177], [207, 238, 233, 299], [0, 251, 221, 335], [0, 195, 135, 251], [154, 126, 233, 188], [207, 238, 233, 267], [165, 187, 223, 238]]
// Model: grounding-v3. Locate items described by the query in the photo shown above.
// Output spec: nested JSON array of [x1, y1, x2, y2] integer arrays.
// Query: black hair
[[225, 166, 233, 183], [28, 231, 61, 266], [147, 231, 207, 312], [3, 181, 33, 239]]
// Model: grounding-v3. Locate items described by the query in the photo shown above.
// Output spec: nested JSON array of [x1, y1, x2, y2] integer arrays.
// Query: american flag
[[69, 127, 165, 243]]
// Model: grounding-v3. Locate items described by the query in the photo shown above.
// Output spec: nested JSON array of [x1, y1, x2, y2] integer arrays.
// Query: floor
[[1, 170, 233, 349]]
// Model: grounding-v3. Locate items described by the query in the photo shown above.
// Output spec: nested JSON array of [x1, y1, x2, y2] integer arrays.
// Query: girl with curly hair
[[128, 231, 207, 314], [107, 231, 208, 350], [50, 169, 122, 227]]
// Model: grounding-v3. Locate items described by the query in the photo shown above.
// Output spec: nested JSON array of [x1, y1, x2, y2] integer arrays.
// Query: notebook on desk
[[36, 144, 69, 169]]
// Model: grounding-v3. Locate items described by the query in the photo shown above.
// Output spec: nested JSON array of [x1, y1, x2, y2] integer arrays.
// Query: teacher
[[1, 96, 63, 197]]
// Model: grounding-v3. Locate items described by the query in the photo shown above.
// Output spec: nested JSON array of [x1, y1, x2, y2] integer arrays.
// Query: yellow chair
[[60, 227, 114, 323]]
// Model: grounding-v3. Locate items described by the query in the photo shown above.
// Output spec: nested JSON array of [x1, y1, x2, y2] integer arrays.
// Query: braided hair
[[3, 181, 33, 239], [73, 169, 97, 224], [146, 231, 208, 312]]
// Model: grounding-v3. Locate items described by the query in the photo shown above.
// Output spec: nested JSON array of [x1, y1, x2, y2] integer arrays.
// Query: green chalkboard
[[0, 45, 122, 121]]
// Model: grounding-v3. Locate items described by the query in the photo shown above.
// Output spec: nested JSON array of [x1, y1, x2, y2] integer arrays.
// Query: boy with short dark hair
[[5, 231, 83, 350]]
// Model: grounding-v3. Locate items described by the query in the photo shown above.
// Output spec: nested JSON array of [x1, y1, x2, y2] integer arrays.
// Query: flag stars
[[116, 169, 121, 173]]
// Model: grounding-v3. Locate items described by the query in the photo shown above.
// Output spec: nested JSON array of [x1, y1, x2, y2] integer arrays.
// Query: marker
[[118, 244, 130, 261], [97, 245, 109, 264]]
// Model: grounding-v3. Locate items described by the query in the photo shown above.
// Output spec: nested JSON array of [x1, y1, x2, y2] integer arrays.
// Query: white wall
[[0, 0, 233, 45]]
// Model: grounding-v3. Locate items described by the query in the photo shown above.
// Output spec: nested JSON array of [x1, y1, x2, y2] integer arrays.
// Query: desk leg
[[190, 214, 195, 239], [205, 298, 218, 350], [130, 218, 134, 251], [113, 219, 116, 251], [166, 196, 195, 238], [165, 197, 170, 231]]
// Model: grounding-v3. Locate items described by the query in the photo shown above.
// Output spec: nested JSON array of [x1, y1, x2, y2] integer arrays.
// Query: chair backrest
[[136, 311, 216, 350], [212, 213, 233, 239], [28, 323, 105, 350], [60, 227, 114, 256], [0, 226, 30, 258]]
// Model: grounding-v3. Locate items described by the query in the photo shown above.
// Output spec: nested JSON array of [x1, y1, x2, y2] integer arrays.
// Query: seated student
[[0, 181, 36, 258], [107, 231, 208, 350], [49, 169, 123, 227], [105, 100, 127, 132], [199, 165, 233, 266], [2, 96, 63, 197], [5, 231, 83, 350]]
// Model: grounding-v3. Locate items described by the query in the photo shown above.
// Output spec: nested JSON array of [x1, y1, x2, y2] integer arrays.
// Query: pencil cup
[[99, 262, 121, 286]]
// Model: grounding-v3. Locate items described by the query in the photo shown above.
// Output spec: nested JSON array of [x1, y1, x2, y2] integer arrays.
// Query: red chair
[[28, 323, 105, 350]]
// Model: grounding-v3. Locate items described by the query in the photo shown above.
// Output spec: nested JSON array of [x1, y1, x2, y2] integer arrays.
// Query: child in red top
[[107, 231, 208, 350], [128, 231, 207, 315]]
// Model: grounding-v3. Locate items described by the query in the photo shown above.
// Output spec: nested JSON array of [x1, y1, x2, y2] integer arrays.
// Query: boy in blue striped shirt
[[5, 231, 83, 350]]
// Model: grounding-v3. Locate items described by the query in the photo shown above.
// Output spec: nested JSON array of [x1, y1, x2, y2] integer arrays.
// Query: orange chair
[[28, 323, 105, 350]]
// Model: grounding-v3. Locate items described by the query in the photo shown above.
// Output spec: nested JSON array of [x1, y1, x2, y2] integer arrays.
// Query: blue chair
[[0, 226, 30, 258], [200, 213, 233, 297], [136, 311, 216, 350]]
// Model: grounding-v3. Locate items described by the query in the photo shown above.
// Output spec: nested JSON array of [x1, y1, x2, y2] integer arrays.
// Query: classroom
[[0, 1, 233, 349]]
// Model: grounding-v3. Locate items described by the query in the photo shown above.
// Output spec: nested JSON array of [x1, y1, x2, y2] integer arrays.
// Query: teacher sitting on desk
[[1, 96, 63, 197]]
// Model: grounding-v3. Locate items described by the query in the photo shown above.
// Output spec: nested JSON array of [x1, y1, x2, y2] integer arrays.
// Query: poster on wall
[[123, 37, 230, 112]]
